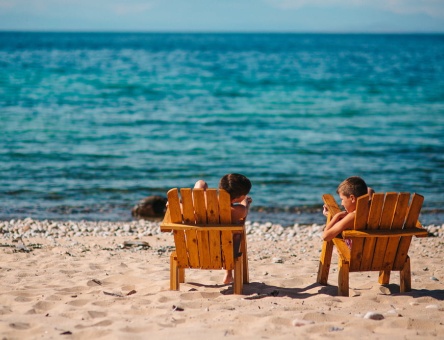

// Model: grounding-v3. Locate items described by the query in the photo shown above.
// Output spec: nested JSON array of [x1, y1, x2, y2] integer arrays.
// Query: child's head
[[336, 176, 368, 213], [219, 173, 251, 201], [194, 180, 208, 190]]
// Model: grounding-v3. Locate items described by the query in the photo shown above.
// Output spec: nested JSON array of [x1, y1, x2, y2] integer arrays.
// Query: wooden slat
[[194, 189, 211, 269], [219, 189, 232, 224], [181, 188, 195, 224], [360, 193, 385, 270], [393, 193, 424, 270], [221, 230, 235, 270], [379, 192, 398, 228], [196, 230, 211, 269], [404, 194, 424, 228], [354, 194, 370, 230], [371, 192, 397, 271], [167, 189, 182, 223], [181, 188, 200, 268], [393, 236, 413, 271], [193, 189, 207, 224], [206, 189, 220, 223], [207, 189, 222, 269], [173, 230, 190, 267], [383, 193, 411, 271], [367, 193, 384, 229], [350, 195, 369, 271], [392, 193, 411, 229]]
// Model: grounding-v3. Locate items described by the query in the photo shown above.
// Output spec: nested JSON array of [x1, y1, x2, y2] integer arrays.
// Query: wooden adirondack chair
[[160, 188, 249, 294], [317, 192, 428, 296]]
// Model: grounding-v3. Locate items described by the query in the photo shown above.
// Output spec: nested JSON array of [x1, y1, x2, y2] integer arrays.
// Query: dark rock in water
[[132, 195, 167, 219]]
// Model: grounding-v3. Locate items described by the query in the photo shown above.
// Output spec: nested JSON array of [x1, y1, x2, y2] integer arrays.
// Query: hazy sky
[[0, 0, 443, 33]]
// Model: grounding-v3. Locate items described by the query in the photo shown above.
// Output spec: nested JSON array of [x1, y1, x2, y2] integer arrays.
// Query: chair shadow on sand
[[185, 281, 325, 299], [185, 281, 444, 301]]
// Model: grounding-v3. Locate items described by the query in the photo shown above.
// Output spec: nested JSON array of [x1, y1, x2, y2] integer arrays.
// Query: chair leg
[[170, 252, 180, 291], [400, 256, 411, 292], [233, 254, 243, 294], [179, 268, 185, 283], [338, 258, 349, 296], [241, 231, 249, 283], [378, 270, 391, 285], [317, 240, 333, 285]]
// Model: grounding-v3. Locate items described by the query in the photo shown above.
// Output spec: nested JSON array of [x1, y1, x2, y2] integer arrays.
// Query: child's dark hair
[[219, 173, 251, 200], [337, 176, 368, 198]]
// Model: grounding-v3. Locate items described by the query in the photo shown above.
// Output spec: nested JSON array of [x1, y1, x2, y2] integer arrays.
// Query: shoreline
[[1, 219, 443, 339], [1, 218, 443, 240]]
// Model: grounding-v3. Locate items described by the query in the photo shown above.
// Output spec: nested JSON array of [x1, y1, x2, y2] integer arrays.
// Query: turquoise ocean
[[1, 32, 443, 226]]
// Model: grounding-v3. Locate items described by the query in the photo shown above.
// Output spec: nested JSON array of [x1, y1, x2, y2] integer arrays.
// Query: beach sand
[[0, 219, 443, 339]]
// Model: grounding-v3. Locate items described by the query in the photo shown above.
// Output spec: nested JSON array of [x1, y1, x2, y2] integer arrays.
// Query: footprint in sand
[[87, 310, 107, 319], [9, 322, 31, 330], [31, 301, 57, 313], [14, 296, 33, 303], [179, 292, 220, 300], [92, 300, 116, 307], [67, 299, 90, 307], [75, 320, 113, 329], [0, 306, 13, 315]]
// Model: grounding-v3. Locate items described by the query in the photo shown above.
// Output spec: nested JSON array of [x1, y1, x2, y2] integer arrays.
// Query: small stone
[[425, 304, 439, 309], [272, 257, 283, 264], [329, 326, 344, 332], [292, 319, 314, 327], [364, 312, 384, 320], [379, 286, 391, 295], [430, 277, 439, 281]]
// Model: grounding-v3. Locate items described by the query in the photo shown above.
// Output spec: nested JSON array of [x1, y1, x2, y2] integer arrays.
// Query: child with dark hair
[[322, 176, 368, 242], [193, 173, 252, 284], [219, 173, 252, 225]]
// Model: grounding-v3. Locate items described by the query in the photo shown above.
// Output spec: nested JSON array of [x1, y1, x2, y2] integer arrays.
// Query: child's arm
[[322, 211, 355, 241], [231, 196, 252, 224]]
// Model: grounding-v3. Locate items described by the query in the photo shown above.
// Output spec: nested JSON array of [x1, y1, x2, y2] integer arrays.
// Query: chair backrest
[[346, 192, 424, 272], [164, 188, 241, 270]]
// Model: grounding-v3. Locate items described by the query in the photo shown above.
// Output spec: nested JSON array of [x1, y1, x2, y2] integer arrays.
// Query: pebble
[[363, 312, 384, 320], [272, 257, 283, 264], [0, 219, 442, 245], [425, 304, 439, 309]]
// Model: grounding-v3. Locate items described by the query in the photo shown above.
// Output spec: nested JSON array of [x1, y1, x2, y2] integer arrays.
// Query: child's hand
[[242, 196, 252, 207], [322, 205, 329, 216], [334, 211, 348, 221]]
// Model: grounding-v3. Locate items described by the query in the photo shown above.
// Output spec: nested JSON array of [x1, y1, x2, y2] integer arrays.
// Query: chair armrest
[[322, 194, 342, 222], [332, 238, 350, 261], [342, 228, 428, 238], [160, 222, 245, 232]]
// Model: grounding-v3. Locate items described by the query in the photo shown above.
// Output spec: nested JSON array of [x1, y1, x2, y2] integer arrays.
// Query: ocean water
[[1, 32, 443, 226]]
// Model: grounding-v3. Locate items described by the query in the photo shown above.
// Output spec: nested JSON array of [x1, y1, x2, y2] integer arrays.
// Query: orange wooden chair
[[160, 188, 249, 294], [317, 192, 428, 296]]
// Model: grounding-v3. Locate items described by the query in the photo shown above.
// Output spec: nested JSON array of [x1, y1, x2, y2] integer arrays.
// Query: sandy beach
[[0, 219, 443, 339]]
